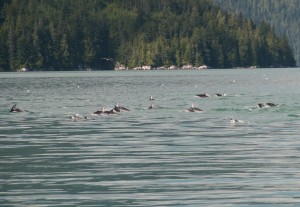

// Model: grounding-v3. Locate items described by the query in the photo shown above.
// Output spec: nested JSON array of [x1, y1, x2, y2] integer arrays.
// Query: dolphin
[[93, 107, 117, 115], [10, 104, 27, 112], [187, 103, 202, 112], [196, 93, 209, 98], [113, 103, 130, 112]]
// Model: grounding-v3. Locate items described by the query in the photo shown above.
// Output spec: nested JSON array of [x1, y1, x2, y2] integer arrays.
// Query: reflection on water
[[1, 69, 300, 206]]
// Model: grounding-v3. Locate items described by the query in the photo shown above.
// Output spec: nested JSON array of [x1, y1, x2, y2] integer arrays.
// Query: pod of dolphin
[[10, 93, 278, 123]]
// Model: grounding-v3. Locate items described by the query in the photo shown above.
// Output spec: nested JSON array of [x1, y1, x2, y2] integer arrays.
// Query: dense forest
[[0, 0, 296, 71], [213, 0, 300, 66]]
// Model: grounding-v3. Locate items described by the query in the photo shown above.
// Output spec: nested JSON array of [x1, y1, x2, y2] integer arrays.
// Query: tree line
[[212, 0, 300, 66], [0, 0, 296, 71]]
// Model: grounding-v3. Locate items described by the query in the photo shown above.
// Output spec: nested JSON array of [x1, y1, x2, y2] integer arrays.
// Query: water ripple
[[1, 70, 300, 206]]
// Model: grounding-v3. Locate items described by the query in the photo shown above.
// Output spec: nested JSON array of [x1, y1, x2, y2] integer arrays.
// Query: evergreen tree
[[213, 0, 300, 66], [0, 0, 296, 71]]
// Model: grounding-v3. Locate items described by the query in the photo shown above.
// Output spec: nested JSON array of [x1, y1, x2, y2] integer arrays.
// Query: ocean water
[[1, 69, 300, 206]]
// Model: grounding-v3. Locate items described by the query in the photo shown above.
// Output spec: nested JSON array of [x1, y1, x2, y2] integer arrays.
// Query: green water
[[1, 69, 300, 206]]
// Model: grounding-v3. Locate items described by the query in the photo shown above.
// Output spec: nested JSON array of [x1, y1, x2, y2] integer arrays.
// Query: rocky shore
[[114, 64, 209, 71]]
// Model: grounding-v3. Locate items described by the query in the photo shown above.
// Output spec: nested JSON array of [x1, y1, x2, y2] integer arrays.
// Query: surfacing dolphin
[[195, 93, 210, 98], [186, 103, 203, 112], [257, 102, 278, 108], [93, 107, 117, 115], [113, 103, 130, 112], [10, 104, 27, 112]]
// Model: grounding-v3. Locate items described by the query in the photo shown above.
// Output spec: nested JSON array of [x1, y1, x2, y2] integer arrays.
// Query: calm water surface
[[1, 69, 300, 206]]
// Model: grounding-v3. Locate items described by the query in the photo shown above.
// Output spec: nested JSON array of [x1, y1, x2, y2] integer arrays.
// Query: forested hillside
[[212, 0, 300, 66], [0, 0, 296, 71]]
